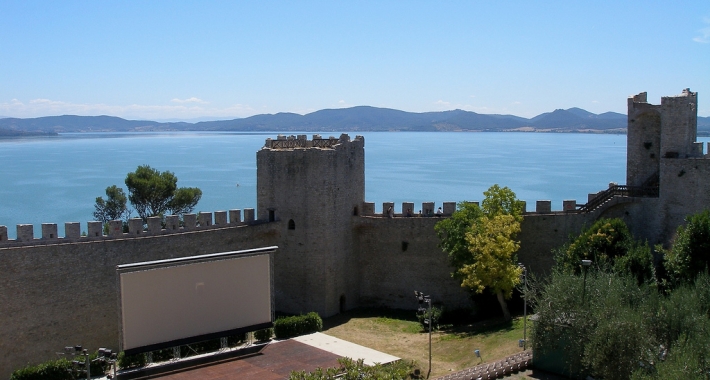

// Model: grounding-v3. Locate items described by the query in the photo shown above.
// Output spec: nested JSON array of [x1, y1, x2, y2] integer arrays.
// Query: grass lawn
[[321, 308, 529, 379]]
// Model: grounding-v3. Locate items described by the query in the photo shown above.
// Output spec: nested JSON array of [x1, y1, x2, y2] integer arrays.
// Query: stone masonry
[[0, 89, 704, 377]]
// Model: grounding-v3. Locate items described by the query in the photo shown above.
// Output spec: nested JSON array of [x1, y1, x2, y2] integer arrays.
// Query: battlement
[[0, 208, 257, 248], [361, 199, 584, 218], [262, 133, 363, 150]]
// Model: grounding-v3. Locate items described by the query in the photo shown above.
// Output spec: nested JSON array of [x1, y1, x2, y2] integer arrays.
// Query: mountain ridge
[[1, 106, 708, 135]]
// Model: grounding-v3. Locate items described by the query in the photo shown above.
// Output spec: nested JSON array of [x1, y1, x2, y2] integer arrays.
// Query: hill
[[0, 106, 649, 134]]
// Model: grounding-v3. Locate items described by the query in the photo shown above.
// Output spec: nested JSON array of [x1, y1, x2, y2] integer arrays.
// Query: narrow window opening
[[353, 206, 359, 216], [269, 210, 275, 222], [49, 233, 54, 238], [288, 219, 296, 230], [340, 294, 346, 313]]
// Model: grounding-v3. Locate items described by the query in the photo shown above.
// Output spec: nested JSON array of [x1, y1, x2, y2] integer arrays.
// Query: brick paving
[[146, 340, 343, 380]]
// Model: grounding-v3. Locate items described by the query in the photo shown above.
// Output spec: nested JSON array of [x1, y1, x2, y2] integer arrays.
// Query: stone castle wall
[[0, 221, 280, 378], [0, 89, 705, 377]]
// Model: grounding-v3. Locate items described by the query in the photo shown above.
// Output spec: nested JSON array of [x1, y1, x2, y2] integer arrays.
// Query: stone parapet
[[0, 206, 261, 248]]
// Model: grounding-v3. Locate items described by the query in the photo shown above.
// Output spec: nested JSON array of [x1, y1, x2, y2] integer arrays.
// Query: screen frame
[[116, 246, 276, 355]]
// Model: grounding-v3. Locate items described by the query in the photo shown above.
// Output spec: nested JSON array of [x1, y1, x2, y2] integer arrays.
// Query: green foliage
[[532, 270, 710, 380], [124, 165, 202, 221], [93, 184, 130, 223], [434, 201, 483, 277], [461, 214, 522, 298], [10, 359, 72, 380], [274, 312, 323, 339], [288, 357, 420, 380], [664, 210, 710, 285], [614, 241, 657, 285], [416, 305, 442, 330], [481, 184, 524, 222], [254, 327, 274, 342], [11, 352, 109, 380], [555, 218, 657, 285], [436, 185, 524, 321], [558, 218, 634, 272], [117, 351, 146, 369]]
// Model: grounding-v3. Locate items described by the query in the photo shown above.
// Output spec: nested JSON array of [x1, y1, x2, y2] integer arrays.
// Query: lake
[[0, 131, 644, 239]]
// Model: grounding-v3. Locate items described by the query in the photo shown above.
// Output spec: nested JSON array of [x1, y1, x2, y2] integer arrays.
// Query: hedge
[[274, 312, 323, 339], [254, 328, 274, 342]]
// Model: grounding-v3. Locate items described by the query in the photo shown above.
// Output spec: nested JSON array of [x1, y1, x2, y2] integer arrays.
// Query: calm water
[[0, 131, 647, 239]]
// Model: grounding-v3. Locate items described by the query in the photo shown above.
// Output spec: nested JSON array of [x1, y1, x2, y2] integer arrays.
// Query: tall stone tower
[[257, 134, 365, 317], [627, 89, 699, 188]]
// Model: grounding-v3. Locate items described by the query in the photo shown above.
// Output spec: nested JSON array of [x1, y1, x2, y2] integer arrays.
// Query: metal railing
[[577, 184, 658, 213]]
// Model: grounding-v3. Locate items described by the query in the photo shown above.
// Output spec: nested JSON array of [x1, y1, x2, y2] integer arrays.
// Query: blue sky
[[1, 1, 708, 120]]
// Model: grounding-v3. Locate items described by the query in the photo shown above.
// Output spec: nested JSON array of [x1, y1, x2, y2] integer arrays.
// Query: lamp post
[[581, 259, 592, 303], [415, 291, 432, 379], [518, 263, 527, 350]]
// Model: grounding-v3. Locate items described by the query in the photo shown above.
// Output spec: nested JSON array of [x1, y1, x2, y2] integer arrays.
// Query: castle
[[0, 89, 702, 377]]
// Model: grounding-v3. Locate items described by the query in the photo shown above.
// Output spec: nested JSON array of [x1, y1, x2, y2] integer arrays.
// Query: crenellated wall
[[0, 90, 707, 377], [0, 209, 256, 247]]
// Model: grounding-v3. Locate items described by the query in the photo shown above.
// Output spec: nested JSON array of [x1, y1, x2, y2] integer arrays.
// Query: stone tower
[[256, 134, 365, 317], [627, 89, 699, 188]]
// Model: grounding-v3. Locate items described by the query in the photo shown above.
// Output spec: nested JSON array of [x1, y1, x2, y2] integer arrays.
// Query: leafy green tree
[[462, 213, 522, 320], [481, 184, 524, 221], [664, 210, 710, 284], [436, 184, 524, 321], [559, 218, 634, 272], [434, 201, 484, 275], [93, 185, 130, 223], [124, 165, 202, 221]]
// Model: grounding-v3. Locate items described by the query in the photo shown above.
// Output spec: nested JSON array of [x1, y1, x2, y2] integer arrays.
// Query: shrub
[[274, 312, 323, 339], [288, 357, 420, 380], [416, 305, 442, 330], [10, 359, 72, 380], [557, 218, 634, 273], [665, 210, 710, 285], [254, 328, 274, 342], [11, 352, 110, 380], [117, 351, 146, 369]]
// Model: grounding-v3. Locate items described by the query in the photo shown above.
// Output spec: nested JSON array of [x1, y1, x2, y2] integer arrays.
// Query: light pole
[[415, 290, 432, 379], [581, 259, 592, 303], [518, 263, 527, 350]]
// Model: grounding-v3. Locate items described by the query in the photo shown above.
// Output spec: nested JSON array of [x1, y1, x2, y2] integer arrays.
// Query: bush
[[274, 312, 324, 339], [254, 328, 274, 342], [532, 270, 710, 379], [117, 351, 146, 369], [664, 210, 710, 285], [10, 359, 72, 380], [557, 218, 634, 274], [288, 357, 420, 380], [416, 305, 442, 330], [11, 352, 110, 380]]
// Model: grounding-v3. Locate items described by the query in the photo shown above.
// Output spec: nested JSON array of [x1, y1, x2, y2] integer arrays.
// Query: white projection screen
[[117, 247, 276, 354]]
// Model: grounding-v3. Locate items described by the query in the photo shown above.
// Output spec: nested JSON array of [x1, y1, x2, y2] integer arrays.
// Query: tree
[[436, 184, 524, 321], [434, 201, 484, 275], [124, 165, 202, 221], [664, 210, 710, 284], [93, 185, 130, 223], [461, 213, 523, 320]]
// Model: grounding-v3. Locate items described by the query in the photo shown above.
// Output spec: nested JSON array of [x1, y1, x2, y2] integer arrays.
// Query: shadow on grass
[[439, 317, 516, 338], [322, 307, 419, 330], [322, 307, 519, 339]]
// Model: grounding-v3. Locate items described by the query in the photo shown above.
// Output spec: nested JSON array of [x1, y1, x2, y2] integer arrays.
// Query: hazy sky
[[1, 1, 709, 120]]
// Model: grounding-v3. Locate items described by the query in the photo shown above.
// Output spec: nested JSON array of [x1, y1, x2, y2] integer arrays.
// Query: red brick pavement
[[149, 340, 343, 380]]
